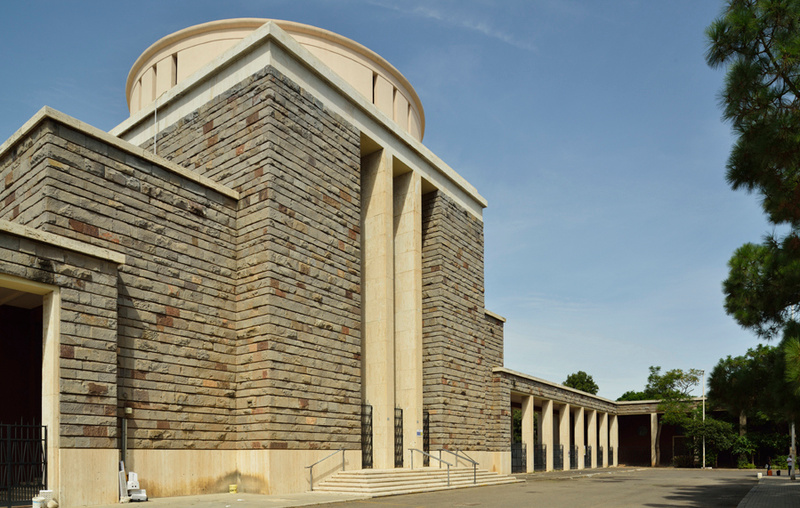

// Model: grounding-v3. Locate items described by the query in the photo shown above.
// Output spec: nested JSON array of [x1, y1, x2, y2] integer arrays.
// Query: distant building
[[0, 19, 666, 507]]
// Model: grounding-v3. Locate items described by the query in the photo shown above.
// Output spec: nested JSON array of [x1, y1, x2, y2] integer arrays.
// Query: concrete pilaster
[[393, 170, 422, 468], [521, 396, 535, 473], [651, 412, 659, 467], [542, 399, 554, 471], [558, 404, 570, 469], [361, 149, 395, 469], [574, 407, 585, 470], [610, 414, 619, 466], [587, 409, 597, 468], [599, 412, 609, 467], [42, 289, 61, 496]]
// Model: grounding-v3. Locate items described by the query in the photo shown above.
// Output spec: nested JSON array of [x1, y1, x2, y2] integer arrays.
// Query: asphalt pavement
[[95, 467, 799, 508]]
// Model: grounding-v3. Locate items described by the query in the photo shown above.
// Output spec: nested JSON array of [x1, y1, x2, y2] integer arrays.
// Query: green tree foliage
[[682, 408, 737, 467], [731, 434, 758, 466], [617, 367, 701, 402], [622, 367, 701, 464], [616, 390, 651, 401], [563, 370, 599, 395], [785, 335, 800, 393], [708, 344, 800, 466], [706, 5, 800, 469], [706, 0, 800, 229], [708, 345, 777, 436]]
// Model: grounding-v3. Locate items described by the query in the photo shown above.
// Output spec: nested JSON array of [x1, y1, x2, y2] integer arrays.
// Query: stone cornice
[[0, 219, 126, 265]]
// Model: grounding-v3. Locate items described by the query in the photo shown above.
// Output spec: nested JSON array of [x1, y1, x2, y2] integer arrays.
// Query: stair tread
[[314, 467, 521, 496]]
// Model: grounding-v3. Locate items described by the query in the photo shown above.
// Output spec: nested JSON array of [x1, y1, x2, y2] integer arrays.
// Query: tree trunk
[[739, 410, 747, 436], [655, 420, 662, 466], [739, 410, 748, 465]]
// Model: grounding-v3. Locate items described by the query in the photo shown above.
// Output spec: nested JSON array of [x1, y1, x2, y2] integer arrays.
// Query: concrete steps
[[314, 466, 522, 496]]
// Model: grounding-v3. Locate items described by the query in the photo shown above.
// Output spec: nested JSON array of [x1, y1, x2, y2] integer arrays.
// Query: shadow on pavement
[[643, 477, 754, 508]]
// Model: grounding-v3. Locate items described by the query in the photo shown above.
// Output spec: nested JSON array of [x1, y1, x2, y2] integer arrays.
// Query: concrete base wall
[[57, 449, 119, 507], [123, 449, 362, 497]]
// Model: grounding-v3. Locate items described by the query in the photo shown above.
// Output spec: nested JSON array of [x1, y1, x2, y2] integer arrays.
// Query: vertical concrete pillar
[[587, 409, 597, 468], [393, 170, 422, 468], [42, 289, 61, 496], [599, 413, 609, 467], [558, 404, 570, 470], [574, 407, 585, 470], [521, 396, 534, 473], [610, 414, 619, 466], [542, 399, 554, 471], [650, 412, 659, 467], [361, 149, 395, 469]]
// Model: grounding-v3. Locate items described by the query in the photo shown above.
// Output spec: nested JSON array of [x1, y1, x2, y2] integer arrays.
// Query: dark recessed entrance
[[0, 298, 43, 425], [0, 290, 47, 508]]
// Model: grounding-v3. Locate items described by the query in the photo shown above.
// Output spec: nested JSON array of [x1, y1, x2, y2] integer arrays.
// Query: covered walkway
[[496, 368, 619, 473], [495, 368, 685, 472]]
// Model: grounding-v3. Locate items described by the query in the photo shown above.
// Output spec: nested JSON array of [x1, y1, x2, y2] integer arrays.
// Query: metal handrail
[[304, 448, 345, 491], [409, 448, 453, 486], [438, 449, 478, 484]]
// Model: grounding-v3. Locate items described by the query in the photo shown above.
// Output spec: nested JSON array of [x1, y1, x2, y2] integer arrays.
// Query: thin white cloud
[[368, 1, 537, 52]]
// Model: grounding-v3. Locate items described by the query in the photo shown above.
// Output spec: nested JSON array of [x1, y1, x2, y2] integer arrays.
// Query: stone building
[[0, 18, 669, 507]]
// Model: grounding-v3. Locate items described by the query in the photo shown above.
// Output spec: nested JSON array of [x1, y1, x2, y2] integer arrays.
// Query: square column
[[574, 407, 585, 470], [558, 404, 570, 469], [361, 149, 395, 469], [587, 409, 597, 468], [42, 289, 61, 494], [393, 170, 422, 468], [650, 413, 659, 467], [521, 396, 535, 473], [542, 399, 554, 471], [599, 412, 609, 467], [610, 414, 619, 466]]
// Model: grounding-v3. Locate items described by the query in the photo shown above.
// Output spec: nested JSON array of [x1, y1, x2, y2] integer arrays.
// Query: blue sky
[[0, 1, 770, 399]]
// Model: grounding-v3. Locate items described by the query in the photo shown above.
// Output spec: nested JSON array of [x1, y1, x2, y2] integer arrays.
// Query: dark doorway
[[0, 294, 46, 508], [0, 303, 43, 424], [618, 414, 652, 466]]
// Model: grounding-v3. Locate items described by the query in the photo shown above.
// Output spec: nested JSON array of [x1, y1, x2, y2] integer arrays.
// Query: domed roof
[[126, 18, 425, 140]]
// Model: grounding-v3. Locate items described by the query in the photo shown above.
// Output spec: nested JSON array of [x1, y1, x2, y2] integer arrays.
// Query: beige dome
[[126, 18, 425, 140]]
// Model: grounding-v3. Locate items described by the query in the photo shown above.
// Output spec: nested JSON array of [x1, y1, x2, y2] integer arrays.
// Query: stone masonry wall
[[0, 230, 119, 448], [504, 375, 617, 415], [487, 376, 512, 452], [483, 313, 509, 451], [1, 122, 54, 228], [7, 119, 240, 449], [148, 66, 363, 450], [421, 190, 496, 450]]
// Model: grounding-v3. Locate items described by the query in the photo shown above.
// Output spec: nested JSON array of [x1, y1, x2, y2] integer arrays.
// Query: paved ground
[[737, 475, 800, 508], [102, 468, 799, 508], [324, 468, 755, 507]]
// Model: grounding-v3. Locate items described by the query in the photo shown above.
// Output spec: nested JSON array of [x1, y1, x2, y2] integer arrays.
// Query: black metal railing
[[598, 445, 604, 467], [554, 444, 564, 470], [1, 422, 47, 508], [570, 445, 579, 469], [422, 410, 430, 467], [584, 445, 592, 468], [534, 444, 546, 471], [609, 446, 614, 466], [511, 442, 526, 473], [394, 408, 403, 468], [361, 404, 373, 469]]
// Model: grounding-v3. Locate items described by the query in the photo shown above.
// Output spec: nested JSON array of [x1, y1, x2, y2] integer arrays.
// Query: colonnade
[[517, 394, 619, 472]]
